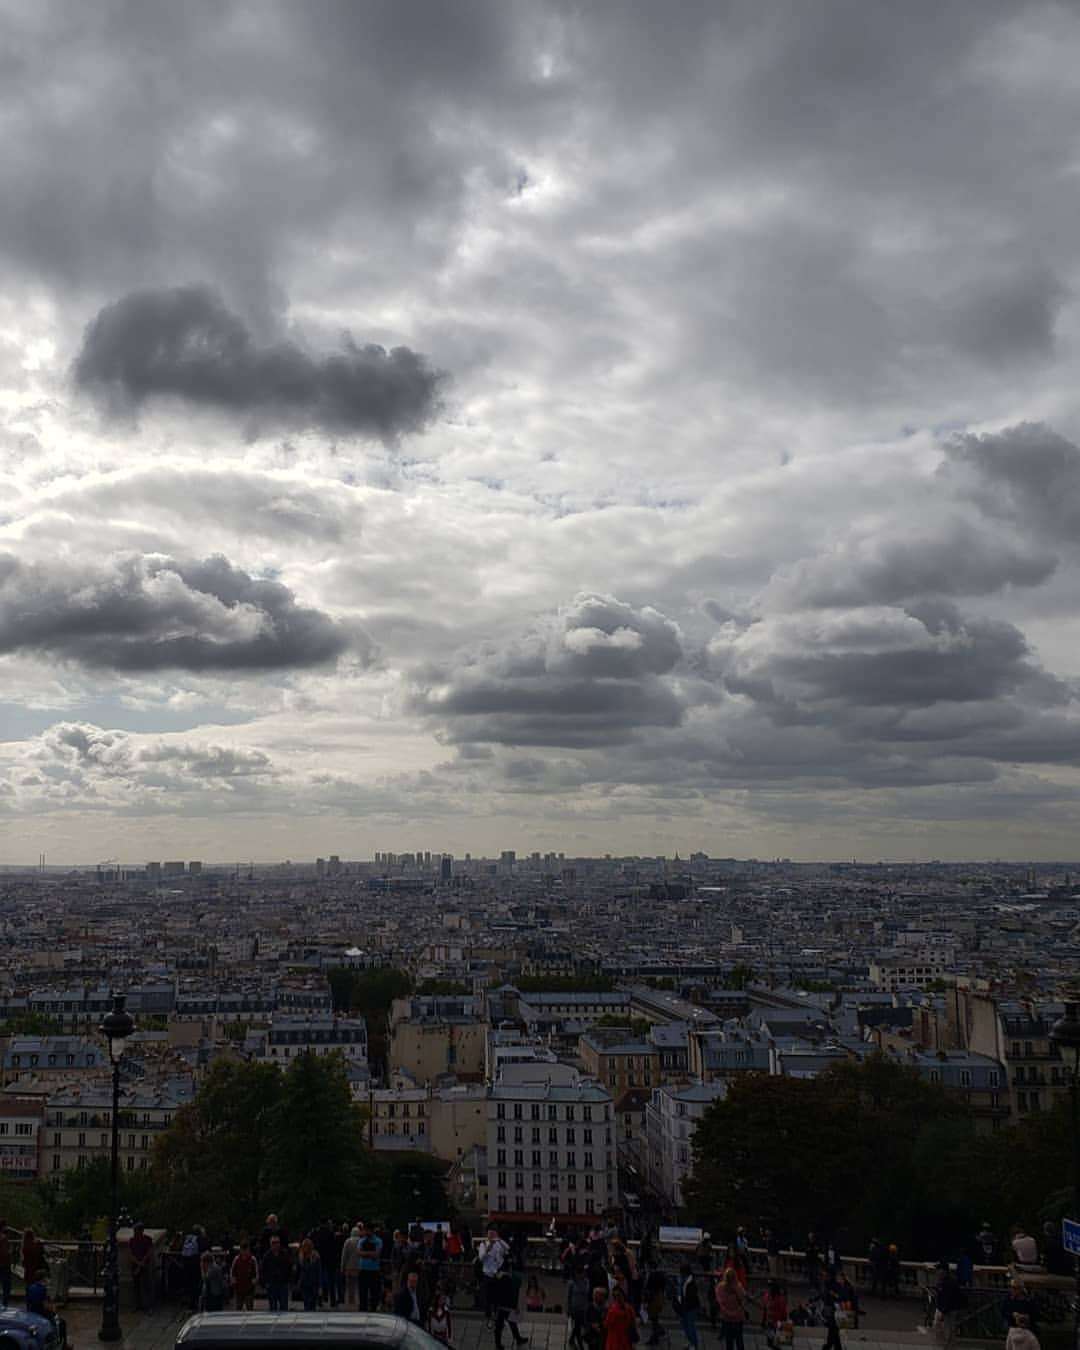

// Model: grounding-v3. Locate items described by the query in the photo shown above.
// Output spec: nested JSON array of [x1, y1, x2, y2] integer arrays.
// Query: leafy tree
[[722, 964, 756, 991], [329, 967, 412, 1075], [265, 1051, 383, 1227], [45, 1157, 156, 1236], [684, 1055, 972, 1256], [380, 1153, 451, 1229], [150, 1059, 284, 1235], [415, 979, 472, 996]]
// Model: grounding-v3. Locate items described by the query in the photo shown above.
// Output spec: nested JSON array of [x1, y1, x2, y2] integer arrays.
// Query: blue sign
[[1063, 1218, 1080, 1256]]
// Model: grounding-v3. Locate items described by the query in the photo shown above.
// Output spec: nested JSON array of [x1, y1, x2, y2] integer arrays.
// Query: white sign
[[658, 1226, 704, 1246]]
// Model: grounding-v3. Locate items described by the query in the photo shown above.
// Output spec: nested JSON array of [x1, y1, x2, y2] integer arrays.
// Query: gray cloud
[[946, 422, 1080, 543], [719, 600, 1063, 711], [0, 551, 358, 672], [412, 593, 687, 747], [778, 518, 1058, 607], [74, 285, 444, 437]]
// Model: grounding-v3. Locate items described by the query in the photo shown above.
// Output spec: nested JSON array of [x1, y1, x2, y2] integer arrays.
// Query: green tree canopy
[[683, 1054, 972, 1256]]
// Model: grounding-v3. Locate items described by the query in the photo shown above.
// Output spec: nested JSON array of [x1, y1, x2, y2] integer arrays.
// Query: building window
[[531, 1105, 540, 1120], [497, 1172, 507, 1188], [568, 1198, 577, 1214], [515, 1197, 525, 1212], [497, 1126, 506, 1142], [1017, 1091, 1028, 1113], [513, 1105, 523, 1120], [566, 1128, 576, 1144], [533, 1195, 543, 1213], [531, 1127, 541, 1143], [514, 1127, 523, 1142], [584, 1128, 593, 1144], [549, 1128, 558, 1144], [515, 1172, 524, 1189], [513, 1150, 523, 1166], [959, 1070, 971, 1088], [497, 1104, 506, 1120], [497, 1195, 507, 1211], [549, 1151, 558, 1167], [584, 1175, 594, 1191]]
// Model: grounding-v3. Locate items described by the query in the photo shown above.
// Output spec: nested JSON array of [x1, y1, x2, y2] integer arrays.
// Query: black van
[[175, 1313, 446, 1350]]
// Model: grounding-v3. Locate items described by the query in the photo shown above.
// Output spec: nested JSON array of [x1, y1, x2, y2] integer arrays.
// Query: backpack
[[182, 1234, 200, 1258]]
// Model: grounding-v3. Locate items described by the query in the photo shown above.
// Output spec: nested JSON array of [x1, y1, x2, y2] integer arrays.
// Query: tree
[[380, 1153, 451, 1229], [415, 979, 472, 996], [46, 1157, 156, 1237], [265, 1052, 384, 1228], [683, 1055, 973, 1257], [150, 1059, 284, 1235], [723, 964, 756, 991], [329, 967, 412, 1076]]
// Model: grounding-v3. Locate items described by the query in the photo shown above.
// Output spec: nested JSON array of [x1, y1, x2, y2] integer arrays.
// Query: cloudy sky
[[4, 1, 1080, 864]]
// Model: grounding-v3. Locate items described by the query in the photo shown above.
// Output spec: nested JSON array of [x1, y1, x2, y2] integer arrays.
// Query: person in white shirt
[[478, 1228, 510, 1319]]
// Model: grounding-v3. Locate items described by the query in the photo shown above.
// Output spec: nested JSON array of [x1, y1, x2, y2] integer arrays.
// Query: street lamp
[[98, 993, 134, 1343], [1048, 998, 1080, 1350]]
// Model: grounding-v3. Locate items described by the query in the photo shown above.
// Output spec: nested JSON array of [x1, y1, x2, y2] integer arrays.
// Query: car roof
[[176, 1313, 439, 1350]]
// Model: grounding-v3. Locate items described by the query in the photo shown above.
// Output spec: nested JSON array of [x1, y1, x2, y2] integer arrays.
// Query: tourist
[[603, 1285, 638, 1350], [260, 1233, 293, 1312], [715, 1267, 748, 1350], [229, 1239, 258, 1311], [296, 1237, 322, 1312]]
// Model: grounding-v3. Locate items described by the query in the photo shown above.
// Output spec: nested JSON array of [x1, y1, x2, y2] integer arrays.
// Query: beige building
[[388, 997, 488, 1084], [578, 1030, 660, 1094], [948, 991, 1072, 1123], [368, 1079, 487, 1162]]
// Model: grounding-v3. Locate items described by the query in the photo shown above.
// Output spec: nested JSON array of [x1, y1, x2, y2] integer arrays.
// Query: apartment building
[[43, 1077, 193, 1180], [644, 1081, 727, 1208], [487, 1076, 615, 1225], [0, 1096, 45, 1179]]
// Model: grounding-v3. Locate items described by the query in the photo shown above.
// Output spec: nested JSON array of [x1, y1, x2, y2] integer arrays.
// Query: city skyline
[[4, 2, 1080, 863]]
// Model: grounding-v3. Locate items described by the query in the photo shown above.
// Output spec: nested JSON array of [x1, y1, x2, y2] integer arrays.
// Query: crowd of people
[[129, 1212, 1070, 1350]]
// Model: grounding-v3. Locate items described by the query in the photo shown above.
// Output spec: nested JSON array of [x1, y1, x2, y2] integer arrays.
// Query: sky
[[4, 1, 1080, 864]]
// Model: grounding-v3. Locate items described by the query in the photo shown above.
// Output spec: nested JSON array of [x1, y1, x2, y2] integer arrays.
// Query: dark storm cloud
[[74, 286, 444, 437], [946, 422, 1080, 543], [781, 520, 1058, 607], [0, 551, 357, 672], [411, 593, 687, 747]]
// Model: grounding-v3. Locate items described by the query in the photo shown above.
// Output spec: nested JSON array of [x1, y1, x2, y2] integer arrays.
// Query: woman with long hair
[[715, 1267, 748, 1350], [296, 1237, 323, 1312]]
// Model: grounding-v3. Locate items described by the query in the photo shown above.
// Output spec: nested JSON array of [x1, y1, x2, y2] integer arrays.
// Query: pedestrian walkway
[[55, 1298, 944, 1350]]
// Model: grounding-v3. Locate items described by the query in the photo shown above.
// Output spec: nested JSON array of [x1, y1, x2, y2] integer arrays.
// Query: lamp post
[[98, 993, 134, 1343], [1049, 998, 1080, 1350]]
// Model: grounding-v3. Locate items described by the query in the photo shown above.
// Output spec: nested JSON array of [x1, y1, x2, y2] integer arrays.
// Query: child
[[429, 1290, 453, 1346]]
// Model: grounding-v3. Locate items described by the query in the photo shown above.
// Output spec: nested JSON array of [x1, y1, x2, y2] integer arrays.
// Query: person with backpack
[[230, 1240, 259, 1311]]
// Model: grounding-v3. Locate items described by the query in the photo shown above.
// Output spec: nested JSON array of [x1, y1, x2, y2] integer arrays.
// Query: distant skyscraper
[[440, 855, 453, 883]]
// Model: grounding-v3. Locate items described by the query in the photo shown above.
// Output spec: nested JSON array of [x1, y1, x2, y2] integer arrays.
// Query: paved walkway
[[57, 1298, 941, 1350]]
